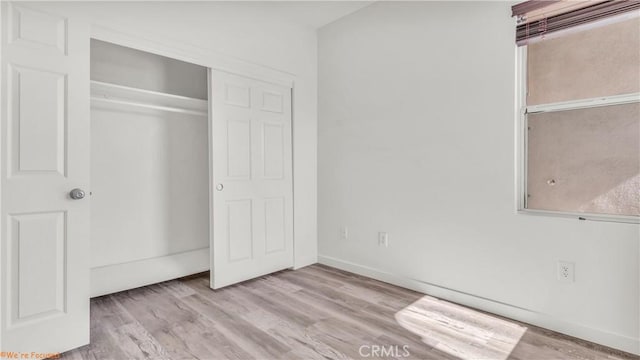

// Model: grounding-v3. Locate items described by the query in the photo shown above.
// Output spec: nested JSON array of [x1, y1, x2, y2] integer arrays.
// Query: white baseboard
[[318, 255, 640, 356], [91, 248, 209, 297]]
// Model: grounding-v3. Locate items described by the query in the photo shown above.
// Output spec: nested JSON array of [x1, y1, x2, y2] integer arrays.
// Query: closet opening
[[89, 39, 210, 296]]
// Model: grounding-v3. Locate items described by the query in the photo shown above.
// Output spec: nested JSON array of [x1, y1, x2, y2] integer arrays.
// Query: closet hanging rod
[[90, 96, 208, 117], [90, 80, 208, 117]]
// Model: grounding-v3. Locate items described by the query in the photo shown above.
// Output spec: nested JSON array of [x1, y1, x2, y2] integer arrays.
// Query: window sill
[[517, 208, 640, 224]]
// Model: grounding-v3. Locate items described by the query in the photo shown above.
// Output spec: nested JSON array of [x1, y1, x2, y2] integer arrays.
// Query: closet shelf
[[90, 81, 208, 117]]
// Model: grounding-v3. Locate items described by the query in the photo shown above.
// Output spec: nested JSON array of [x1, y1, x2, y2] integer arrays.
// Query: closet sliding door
[[210, 69, 294, 289]]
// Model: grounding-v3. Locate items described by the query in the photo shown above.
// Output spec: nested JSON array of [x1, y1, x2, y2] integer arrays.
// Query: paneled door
[[210, 70, 293, 289], [1, 3, 90, 354]]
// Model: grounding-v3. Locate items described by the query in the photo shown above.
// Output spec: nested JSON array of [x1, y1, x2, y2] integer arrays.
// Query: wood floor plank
[[180, 292, 292, 358], [235, 280, 327, 327], [263, 318, 351, 360], [305, 319, 386, 360], [61, 265, 639, 360], [114, 286, 200, 334], [157, 279, 198, 299], [275, 271, 438, 353], [61, 296, 134, 360], [291, 287, 438, 355], [108, 321, 169, 360]]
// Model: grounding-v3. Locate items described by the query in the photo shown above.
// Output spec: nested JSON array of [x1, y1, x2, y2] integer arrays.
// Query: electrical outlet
[[340, 226, 349, 241], [557, 261, 575, 282], [378, 232, 388, 247]]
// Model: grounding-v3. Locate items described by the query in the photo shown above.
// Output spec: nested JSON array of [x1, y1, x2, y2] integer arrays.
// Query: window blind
[[512, 0, 640, 45]]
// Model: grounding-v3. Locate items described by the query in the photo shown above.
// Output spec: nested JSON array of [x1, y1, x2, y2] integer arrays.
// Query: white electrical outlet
[[557, 261, 575, 282], [378, 232, 388, 247], [340, 226, 349, 241]]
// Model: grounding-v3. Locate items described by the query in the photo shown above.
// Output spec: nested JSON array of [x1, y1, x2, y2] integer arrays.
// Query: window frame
[[515, 46, 640, 224]]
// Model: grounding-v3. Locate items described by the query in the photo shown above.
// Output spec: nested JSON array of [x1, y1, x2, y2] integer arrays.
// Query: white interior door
[[1, 3, 90, 354], [210, 69, 293, 289]]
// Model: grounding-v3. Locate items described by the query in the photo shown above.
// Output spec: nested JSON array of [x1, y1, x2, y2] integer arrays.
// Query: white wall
[[31, 1, 319, 269], [90, 106, 209, 268], [318, 1, 639, 354], [91, 39, 208, 99]]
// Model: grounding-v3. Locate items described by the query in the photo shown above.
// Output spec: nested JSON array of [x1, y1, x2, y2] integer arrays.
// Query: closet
[[89, 40, 210, 296]]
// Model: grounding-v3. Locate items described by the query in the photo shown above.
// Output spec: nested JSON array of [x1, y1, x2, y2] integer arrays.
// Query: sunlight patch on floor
[[395, 295, 527, 360]]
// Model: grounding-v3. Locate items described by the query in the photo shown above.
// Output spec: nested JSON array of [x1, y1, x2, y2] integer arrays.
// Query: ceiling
[[234, 1, 375, 28], [69, 1, 374, 30]]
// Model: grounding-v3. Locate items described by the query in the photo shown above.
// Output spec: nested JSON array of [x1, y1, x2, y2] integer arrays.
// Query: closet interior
[[89, 40, 210, 296]]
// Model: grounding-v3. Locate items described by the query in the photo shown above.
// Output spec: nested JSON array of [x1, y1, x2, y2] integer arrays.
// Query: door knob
[[69, 188, 86, 200], [216, 184, 224, 191]]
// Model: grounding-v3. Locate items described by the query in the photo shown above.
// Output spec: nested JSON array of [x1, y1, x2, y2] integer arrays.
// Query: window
[[513, 1, 640, 222]]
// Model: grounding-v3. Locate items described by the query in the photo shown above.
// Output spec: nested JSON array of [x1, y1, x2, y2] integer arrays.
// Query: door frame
[[91, 25, 294, 89], [88, 23, 298, 274]]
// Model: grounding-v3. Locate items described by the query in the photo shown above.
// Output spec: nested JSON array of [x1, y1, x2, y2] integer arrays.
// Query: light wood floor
[[62, 264, 637, 360]]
